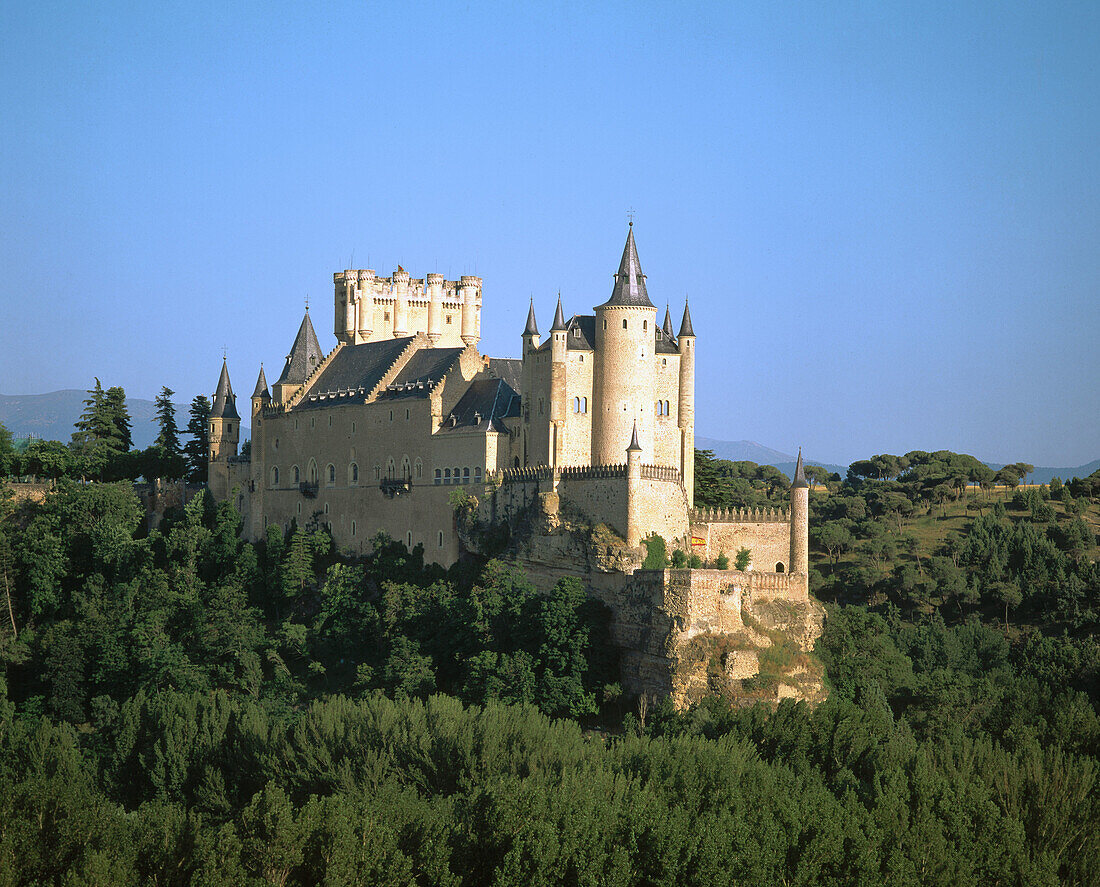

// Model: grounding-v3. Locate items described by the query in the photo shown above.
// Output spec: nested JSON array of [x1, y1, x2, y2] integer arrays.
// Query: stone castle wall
[[690, 507, 793, 573]]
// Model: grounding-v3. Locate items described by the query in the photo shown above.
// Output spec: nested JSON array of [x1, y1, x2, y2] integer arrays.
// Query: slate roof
[[378, 348, 464, 399], [602, 225, 654, 308], [523, 299, 539, 336], [210, 360, 240, 420], [437, 377, 521, 434], [486, 357, 522, 392], [252, 365, 269, 399], [567, 315, 596, 350], [792, 449, 809, 489], [678, 300, 695, 338], [276, 312, 324, 387], [550, 294, 568, 331], [293, 337, 411, 410]]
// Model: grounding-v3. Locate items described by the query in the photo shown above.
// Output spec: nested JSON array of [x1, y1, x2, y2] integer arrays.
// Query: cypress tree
[[184, 395, 211, 483], [154, 387, 181, 454]]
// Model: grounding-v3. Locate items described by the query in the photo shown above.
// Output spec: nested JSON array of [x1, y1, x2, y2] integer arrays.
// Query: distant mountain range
[[0, 390, 250, 450]]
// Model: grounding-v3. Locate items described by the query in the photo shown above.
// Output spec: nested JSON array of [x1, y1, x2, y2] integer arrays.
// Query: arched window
[[582, 397, 587, 412], [351, 521, 356, 536], [434, 469, 442, 485], [573, 396, 580, 413], [292, 465, 300, 483], [406, 531, 412, 548], [415, 458, 423, 479], [642, 320, 647, 331], [327, 464, 335, 485], [622, 318, 628, 329], [444, 468, 451, 484], [513, 456, 520, 468], [307, 459, 317, 483], [474, 466, 482, 483], [463, 467, 470, 482], [271, 466, 279, 486], [374, 464, 381, 480], [349, 463, 359, 485], [439, 531, 444, 547], [776, 562, 785, 573], [387, 457, 395, 477], [402, 456, 411, 478], [453, 467, 460, 484]]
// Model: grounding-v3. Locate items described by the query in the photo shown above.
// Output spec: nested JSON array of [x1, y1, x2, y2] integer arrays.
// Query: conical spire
[[523, 298, 539, 336], [627, 421, 642, 452], [252, 364, 269, 399], [276, 311, 323, 386], [678, 298, 695, 338], [662, 303, 675, 340], [550, 292, 567, 331], [210, 359, 240, 420], [792, 448, 809, 489], [603, 225, 654, 308]]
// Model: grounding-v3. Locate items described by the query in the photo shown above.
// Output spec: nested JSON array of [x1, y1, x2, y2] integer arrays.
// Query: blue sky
[[2, 1, 1097, 466]]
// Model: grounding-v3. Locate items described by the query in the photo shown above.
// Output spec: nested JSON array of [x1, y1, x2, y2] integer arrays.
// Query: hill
[[0, 389, 249, 449]]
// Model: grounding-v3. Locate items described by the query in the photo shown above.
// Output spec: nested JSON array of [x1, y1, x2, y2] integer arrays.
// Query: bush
[[670, 549, 688, 568], [735, 547, 752, 571], [715, 551, 730, 570], [641, 533, 667, 569]]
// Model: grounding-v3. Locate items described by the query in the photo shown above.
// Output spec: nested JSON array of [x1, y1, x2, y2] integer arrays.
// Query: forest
[[1, 402, 1099, 884]]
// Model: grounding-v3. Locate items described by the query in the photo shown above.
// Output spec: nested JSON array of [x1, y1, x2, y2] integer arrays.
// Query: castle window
[[328, 416, 332, 427], [415, 458, 423, 479], [274, 438, 279, 450], [453, 466, 460, 484], [444, 468, 451, 483], [402, 456, 411, 478], [776, 562, 785, 573], [389, 410, 393, 422], [573, 397, 580, 413], [374, 464, 381, 480], [352, 422, 356, 433], [211, 423, 215, 435], [349, 463, 359, 485], [573, 328, 580, 338], [623, 319, 628, 329], [407, 531, 412, 548], [387, 457, 395, 477], [294, 419, 299, 430], [228, 423, 233, 434], [579, 355, 584, 362], [310, 417, 315, 429], [538, 399, 544, 415], [405, 409, 409, 420], [384, 312, 390, 321], [463, 467, 470, 482], [662, 358, 667, 366], [297, 503, 301, 515], [446, 315, 452, 324], [324, 503, 329, 514], [293, 465, 300, 484], [271, 466, 279, 486], [351, 521, 356, 536], [642, 320, 647, 331], [603, 320, 607, 330], [582, 397, 588, 413], [475, 466, 482, 482], [439, 531, 444, 547], [327, 463, 335, 485], [309, 460, 318, 483], [435, 469, 442, 485]]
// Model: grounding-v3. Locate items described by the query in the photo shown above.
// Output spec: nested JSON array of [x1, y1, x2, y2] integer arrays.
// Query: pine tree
[[72, 379, 112, 448], [184, 395, 211, 483], [104, 386, 132, 451], [154, 387, 181, 454]]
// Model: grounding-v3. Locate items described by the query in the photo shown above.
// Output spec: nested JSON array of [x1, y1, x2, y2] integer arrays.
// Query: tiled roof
[[293, 337, 411, 410], [437, 377, 520, 434], [210, 360, 240, 420], [275, 312, 323, 387], [601, 225, 654, 308], [378, 348, 465, 399]]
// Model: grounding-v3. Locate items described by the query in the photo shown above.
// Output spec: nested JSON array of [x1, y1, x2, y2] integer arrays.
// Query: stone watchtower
[[208, 359, 239, 501], [592, 223, 659, 465], [789, 449, 810, 576], [677, 299, 696, 507]]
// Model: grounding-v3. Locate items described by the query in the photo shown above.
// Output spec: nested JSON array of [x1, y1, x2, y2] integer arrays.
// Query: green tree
[[153, 387, 181, 453], [184, 395, 211, 483], [734, 547, 752, 571], [104, 386, 133, 451]]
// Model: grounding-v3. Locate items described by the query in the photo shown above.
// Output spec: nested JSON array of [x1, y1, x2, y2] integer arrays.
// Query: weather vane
[[222, 345, 227, 360], [304, 294, 309, 311], [627, 207, 635, 227]]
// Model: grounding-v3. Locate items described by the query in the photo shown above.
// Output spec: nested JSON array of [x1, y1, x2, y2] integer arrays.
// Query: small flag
[[691, 536, 705, 546]]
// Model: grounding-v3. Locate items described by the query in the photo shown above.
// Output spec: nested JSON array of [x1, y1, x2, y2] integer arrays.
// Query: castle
[[208, 226, 816, 703]]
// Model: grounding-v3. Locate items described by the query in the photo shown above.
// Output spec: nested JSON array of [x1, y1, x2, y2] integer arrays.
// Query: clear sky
[[2, 1, 1097, 467]]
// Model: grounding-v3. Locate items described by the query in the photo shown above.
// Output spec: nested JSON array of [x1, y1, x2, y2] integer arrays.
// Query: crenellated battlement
[[691, 505, 789, 523], [333, 269, 479, 305]]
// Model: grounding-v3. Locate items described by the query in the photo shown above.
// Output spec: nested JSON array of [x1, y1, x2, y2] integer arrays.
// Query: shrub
[[715, 551, 730, 570], [641, 533, 668, 569], [735, 547, 752, 571]]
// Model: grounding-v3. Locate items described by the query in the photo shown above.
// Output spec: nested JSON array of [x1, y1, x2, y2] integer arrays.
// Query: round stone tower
[[789, 449, 810, 576], [592, 224, 658, 466]]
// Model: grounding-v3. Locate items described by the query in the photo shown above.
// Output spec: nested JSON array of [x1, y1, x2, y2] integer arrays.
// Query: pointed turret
[[274, 311, 323, 402], [252, 364, 269, 399], [523, 298, 539, 337], [210, 359, 240, 420], [678, 298, 695, 338], [792, 448, 809, 489], [602, 224, 654, 308], [551, 293, 567, 331], [662, 303, 675, 340], [627, 420, 642, 452]]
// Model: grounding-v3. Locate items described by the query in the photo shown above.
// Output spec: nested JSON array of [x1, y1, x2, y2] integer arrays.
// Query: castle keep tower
[[208, 359, 239, 500], [592, 224, 659, 465]]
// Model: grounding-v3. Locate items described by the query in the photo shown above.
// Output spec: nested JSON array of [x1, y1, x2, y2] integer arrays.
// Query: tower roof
[[523, 298, 539, 337], [792, 448, 809, 489], [602, 225, 654, 308], [276, 311, 323, 387], [252, 364, 270, 399], [627, 420, 642, 452], [678, 299, 696, 338], [662, 303, 675, 340], [210, 359, 240, 420], [550, 293, 567, 331]]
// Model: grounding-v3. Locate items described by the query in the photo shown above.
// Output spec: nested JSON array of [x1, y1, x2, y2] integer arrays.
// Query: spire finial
[[551, 291, 567, 331], [304, 294, 309, 311], [222, 345, 227, 361], [523, 297, 540, 337], [627, 420, 642, 452], [627, 207, 635, 227]]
